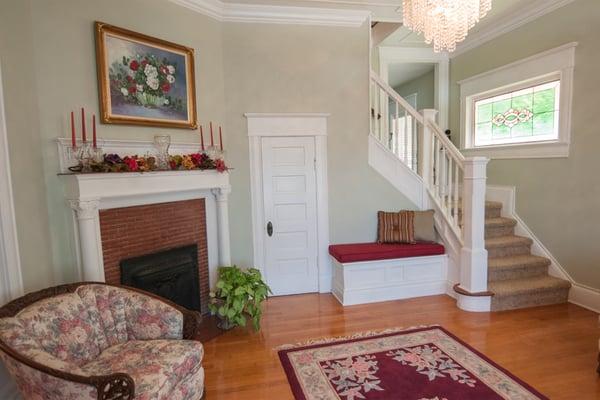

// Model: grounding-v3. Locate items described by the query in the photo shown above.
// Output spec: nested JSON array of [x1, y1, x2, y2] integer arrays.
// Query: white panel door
[[261, 136, 319, 295]]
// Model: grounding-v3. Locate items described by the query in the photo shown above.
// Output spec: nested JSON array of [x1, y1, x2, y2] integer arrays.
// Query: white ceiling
[[388, 63, 434, 88]]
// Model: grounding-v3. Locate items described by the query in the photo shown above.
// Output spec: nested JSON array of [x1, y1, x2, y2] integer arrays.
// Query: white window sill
[[461, 141, 569, 159]]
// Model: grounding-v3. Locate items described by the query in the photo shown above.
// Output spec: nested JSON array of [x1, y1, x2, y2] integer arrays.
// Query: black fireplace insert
[[120, 244, 200, 312]]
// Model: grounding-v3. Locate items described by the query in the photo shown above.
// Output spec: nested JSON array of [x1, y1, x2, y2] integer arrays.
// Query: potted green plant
[[209, 266, 272, 331]]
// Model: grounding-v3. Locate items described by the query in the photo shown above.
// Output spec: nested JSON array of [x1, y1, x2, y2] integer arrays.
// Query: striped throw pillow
[[377, 210, 416, 244]]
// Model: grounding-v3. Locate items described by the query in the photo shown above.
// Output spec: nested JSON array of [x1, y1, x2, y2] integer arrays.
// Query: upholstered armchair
[[0, 282, 204, 400]]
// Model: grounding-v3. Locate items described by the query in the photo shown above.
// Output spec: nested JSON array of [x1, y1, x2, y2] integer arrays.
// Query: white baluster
[[447, 157, 453, 215], [434, 137, 441, 199], [394, 102, 399, 156], [453, 162, 459, 227], [403, 109, 409, 165], [412, 118, 418, 171]]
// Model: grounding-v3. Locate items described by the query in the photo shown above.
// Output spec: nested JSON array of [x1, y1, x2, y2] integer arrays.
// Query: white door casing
[[0, 61, 24, 305], [261, 136, 318, 295], [246, 113, 331, 294]]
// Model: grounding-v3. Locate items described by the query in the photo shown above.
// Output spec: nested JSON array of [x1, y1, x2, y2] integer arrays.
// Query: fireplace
[[120, 245, 201, 312], [99, 199, 210, 314], [59, 156, 232, 315]]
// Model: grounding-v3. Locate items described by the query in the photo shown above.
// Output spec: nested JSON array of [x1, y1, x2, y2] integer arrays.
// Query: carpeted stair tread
[[458, 201, 503, 210], [485, 217, 517, 228], [489, 275, 571, 297], [485, 235, 532, 249], [488, 255, 550, 281], [489, 275, 570, 311], [489, 254, 550, 269], [461, 217, 516, 228]]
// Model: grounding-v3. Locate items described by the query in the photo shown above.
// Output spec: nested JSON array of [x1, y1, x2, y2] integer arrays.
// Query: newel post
[[418, 109, 438, 186], [456, 156, 491, 312]]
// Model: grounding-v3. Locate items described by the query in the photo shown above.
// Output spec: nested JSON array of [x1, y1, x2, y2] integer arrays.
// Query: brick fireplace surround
[[99, 199, 209, 313]]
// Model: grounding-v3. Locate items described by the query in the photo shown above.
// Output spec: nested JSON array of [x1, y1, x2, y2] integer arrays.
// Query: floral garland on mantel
[[71, 152, 229, 173]]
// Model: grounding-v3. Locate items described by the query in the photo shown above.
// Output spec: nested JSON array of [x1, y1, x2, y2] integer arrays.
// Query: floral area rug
[[278, 326, 547, 400]]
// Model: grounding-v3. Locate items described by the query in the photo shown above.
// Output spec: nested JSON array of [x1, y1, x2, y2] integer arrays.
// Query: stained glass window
[[473, 80, 560, 147]]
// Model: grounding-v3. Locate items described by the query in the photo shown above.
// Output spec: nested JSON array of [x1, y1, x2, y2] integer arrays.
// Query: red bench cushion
[[328, 242, 445, 264]]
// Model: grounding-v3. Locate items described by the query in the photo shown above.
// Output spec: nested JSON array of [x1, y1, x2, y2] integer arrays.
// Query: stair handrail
[[370, 71, 424, 125]]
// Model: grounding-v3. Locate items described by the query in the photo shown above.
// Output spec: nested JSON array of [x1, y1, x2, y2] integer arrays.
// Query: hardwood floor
[[202, 294, 600, 399]]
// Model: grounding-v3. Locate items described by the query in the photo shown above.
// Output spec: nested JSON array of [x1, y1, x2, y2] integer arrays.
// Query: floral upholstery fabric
[[0, 284, 203, 400], [14, 293, 106, 366], [76, 284, 184, 345], [81, 340, 204, 400], [0, 352, 96, 400]]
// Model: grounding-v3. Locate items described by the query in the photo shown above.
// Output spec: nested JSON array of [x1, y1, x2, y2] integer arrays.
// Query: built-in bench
[[329, 242, 448, 306]]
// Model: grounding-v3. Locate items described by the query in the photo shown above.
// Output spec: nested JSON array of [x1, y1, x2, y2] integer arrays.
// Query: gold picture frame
[[95, 21, 197, 129]]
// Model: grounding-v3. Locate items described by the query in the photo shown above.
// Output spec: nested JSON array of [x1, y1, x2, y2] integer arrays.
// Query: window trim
[[459, 42, 577, 159]]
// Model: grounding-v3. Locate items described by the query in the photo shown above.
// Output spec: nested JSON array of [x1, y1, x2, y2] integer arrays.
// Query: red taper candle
[[219, 126, 223, 151], [209, 121, 214, 147], [81, 107, 87, 142], [70, 111, 76, 149], [200, 125, 205, 151], [92, 114, 97, 148]]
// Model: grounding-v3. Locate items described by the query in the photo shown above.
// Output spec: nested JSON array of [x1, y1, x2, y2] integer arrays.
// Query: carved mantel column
[[212, 186, 232, 267], [68, 199, 105, 282]]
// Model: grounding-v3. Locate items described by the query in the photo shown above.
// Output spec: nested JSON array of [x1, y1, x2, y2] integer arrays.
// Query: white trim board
[[245, 113, 331, 293], [169, 0, 371, 27], [453, 0, 577, 57], [486, 185, 600, 314], [0, 62, 24, 305], [0, 61, 23, 400]]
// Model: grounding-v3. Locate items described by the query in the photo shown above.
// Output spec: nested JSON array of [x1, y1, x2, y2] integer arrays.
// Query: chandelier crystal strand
[[402, 0, 492, 52]]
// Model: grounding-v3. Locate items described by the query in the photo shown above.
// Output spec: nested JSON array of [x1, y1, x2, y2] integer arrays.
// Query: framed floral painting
[[95, 22, 197, 129]]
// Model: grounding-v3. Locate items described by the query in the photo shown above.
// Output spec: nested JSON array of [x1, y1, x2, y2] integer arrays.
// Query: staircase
[[369, 70, 572, 312], [482, 201, 571, 311]]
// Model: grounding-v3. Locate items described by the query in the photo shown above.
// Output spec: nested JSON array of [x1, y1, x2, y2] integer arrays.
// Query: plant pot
[[216, 316, 235, 331]]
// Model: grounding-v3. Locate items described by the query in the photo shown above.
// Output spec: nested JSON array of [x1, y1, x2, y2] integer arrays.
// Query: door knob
[[267, 221, 273, 237]]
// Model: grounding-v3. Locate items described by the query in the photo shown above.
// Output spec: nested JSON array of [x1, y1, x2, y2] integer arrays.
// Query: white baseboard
[[486, 185, 599, 314], [568, 283, 600, 314]]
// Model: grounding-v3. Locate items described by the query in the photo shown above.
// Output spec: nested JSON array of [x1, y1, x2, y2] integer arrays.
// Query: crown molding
[[452, 0, 576, 57], [169, 0, 371, 27]]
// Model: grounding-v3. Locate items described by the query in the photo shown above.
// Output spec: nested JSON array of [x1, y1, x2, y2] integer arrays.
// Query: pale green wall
[[0, 0, 54, 292], [222, 22, 414, 266], [0, 0, 413, 290], [394, 69, 435, 111], [449, 0, 600, 289]]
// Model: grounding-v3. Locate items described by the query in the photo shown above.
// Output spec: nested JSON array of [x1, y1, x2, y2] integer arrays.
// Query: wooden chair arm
[[0, 344, 135, 400]]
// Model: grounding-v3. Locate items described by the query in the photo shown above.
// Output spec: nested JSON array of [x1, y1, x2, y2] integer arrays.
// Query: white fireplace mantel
[[60, 170, 231, 287]]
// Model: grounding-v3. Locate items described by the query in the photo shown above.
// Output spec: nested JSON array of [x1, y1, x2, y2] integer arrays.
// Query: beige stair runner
[[481, 201, 571, 311]]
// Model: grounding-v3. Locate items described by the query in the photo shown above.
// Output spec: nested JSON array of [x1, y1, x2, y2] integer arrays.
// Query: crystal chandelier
[[402, 0, 492, 52]]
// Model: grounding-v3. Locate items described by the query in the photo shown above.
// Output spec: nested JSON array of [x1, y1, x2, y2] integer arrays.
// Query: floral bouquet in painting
[[109, 54, 185, 112]]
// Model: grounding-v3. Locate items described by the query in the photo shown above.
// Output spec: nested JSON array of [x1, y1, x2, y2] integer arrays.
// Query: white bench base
[[331, 254, 448, 306]]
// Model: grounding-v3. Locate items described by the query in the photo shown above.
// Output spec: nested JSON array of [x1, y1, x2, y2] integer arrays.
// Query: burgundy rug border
[[277, 325, 549, 400]]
